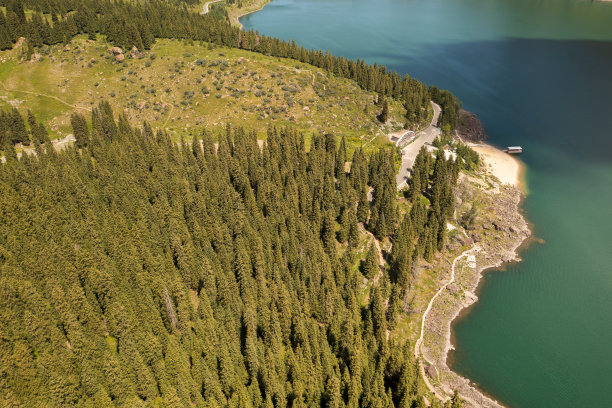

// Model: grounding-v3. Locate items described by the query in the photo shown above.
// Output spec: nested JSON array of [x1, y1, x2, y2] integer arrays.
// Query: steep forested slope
[[0, 0, 471, 406], [0, 104, 462, 407]]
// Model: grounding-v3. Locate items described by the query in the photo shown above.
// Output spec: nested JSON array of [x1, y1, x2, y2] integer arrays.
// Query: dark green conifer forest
[[0, 1, 471, 406], [0, 102, 462, 407]]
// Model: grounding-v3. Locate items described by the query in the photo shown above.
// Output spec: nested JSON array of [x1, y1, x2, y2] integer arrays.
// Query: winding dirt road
[[414, 245, 480, 402], [0, 81, 92, 112]]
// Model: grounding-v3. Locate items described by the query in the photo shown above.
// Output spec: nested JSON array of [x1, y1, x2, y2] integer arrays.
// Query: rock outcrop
[[129, 46, 143, 59], [456, 109, 487, 142], [109, 46, 125, 62], [109, 46, 123, 56]]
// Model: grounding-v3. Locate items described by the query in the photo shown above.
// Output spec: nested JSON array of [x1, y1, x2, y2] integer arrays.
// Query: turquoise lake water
[[242, 1, 612, 406]]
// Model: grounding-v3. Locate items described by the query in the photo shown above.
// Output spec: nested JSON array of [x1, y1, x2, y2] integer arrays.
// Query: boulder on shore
[[129, 46, 143, 59], [109, 47, 123, 56]]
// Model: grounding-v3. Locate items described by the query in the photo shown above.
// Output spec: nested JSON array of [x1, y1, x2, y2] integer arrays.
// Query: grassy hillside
[[0, 35, 415, 150]]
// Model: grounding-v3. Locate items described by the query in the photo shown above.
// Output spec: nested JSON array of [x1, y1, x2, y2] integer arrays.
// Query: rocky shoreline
[[456, 109, 487, 143], [419, 168, 531, 407]]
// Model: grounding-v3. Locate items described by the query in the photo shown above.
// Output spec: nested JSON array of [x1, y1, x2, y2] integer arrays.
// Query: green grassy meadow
[[0, 36, 409, 152]]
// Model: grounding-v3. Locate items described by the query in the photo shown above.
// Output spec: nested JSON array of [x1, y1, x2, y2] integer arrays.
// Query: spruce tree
[[27, 110, 39, 144], [337, 208, 350, 243], [140, 24, 153, 50], [377, 98, 389, 123], [362, 243, 379, 279], [71, 113, 89, 148], [9, 108, 27, 145], [0, 25, 13, 50], [408, 166, 421, 201], [357, 187, 370, 223], [448, 391, 464, 408], [335, 135, 347, 178]]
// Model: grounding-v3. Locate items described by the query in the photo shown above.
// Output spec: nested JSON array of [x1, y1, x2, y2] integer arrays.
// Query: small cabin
[[505, 146, 523, 154]]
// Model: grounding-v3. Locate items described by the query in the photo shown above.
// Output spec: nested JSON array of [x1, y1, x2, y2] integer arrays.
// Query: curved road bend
[[396, 101, 441, 190], [201, 0, 224, 14]]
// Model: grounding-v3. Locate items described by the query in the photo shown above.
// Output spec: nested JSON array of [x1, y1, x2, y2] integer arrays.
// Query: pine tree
[[6, 11, 21, 41], [37, 122, 50, 146], [140, 24, 153, 50], [9, 108, 27, 145], [0, 25, 13, 50], [335, 135, 347, 178], [408, 165, 422, 201], [337, 208, 350, 243], [377, 98, 389, 123], [321, 210, 336, 255], [448, 391, 464, 408], [27, 110, 39, 144], [362, 243, 379, 279], [2, 137, 17, 161], [9, 0, 26, 24], [71, 113, 89, 148], [357, 187, 369, 223], [347, 211, 360, 249], [128, 24, 144, 51]]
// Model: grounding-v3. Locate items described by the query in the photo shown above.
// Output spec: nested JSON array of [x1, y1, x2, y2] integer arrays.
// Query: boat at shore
[[504, 146, 523, 154]]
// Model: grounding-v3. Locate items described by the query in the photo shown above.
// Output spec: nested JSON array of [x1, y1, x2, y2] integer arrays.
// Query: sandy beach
[[470, 144, 523, 189]]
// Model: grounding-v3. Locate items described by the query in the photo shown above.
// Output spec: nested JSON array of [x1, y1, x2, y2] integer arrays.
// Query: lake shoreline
[[447, 228, 537, 405], [234, 0, 272, 29], [243, 1, 612, 405], [419, 145, 531, 407]]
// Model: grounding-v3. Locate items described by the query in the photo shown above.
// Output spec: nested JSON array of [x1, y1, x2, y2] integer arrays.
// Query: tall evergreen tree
[[9, 107, 27, 145], [71, 112, 89, 148], [377, 98, 389, 123], [362, 243, 379, 279], [357, 187, 370, 224]]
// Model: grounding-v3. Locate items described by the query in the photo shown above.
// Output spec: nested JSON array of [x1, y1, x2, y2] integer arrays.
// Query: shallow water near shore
[[242, 1, 612, 406]]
